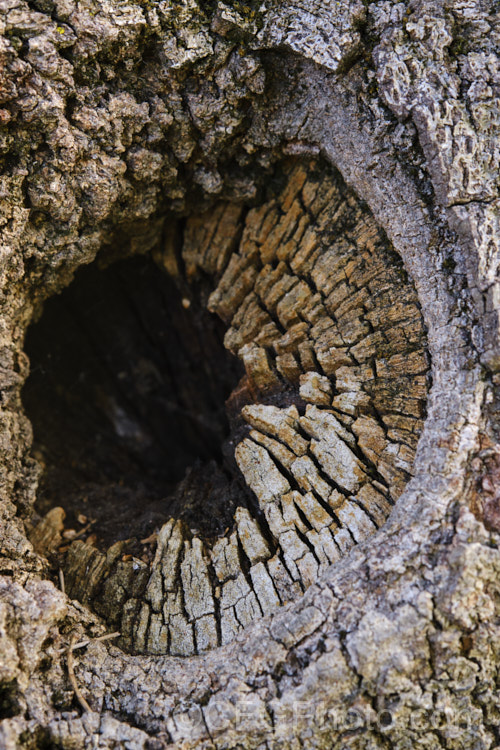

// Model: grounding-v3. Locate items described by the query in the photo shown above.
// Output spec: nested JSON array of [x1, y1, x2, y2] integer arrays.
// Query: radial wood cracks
[[28, 159, 429, 657]]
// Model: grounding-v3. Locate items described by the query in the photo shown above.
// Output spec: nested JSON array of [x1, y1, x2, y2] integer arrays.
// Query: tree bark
[[0, 0, 499, 748]]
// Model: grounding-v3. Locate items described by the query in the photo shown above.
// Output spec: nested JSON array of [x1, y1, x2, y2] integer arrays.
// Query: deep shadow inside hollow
[[23, 252, 247, 549]]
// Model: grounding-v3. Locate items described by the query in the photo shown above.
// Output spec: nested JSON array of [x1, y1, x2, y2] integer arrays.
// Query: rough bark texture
[[0, 0, 499, 747]]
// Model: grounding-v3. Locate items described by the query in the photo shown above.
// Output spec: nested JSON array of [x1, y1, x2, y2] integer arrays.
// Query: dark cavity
[[23, 253, 246, 549]]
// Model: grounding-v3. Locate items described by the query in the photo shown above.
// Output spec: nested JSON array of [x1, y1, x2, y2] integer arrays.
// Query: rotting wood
[[31, 161, 430, 657]]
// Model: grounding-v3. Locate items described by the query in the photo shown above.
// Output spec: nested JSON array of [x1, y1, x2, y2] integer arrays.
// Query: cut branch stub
[[27, 159, 429, 656]]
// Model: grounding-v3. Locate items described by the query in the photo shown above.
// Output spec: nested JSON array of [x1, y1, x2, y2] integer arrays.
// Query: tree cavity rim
[[15, 72, 484, 673]]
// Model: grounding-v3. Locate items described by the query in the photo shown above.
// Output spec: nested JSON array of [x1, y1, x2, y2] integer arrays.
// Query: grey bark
[[0, 0, 499, 748]]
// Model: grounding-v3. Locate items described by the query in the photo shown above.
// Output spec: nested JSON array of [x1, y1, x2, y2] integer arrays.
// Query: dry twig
[[66, 633, 91, 713], [72, 631, 121, 650]]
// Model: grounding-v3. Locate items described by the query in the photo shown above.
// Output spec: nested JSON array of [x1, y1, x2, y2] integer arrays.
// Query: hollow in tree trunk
[[0, 0, 499, 748]]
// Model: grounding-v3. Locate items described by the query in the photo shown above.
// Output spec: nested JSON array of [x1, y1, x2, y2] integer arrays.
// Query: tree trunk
[[0, 0, 499, 747]]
